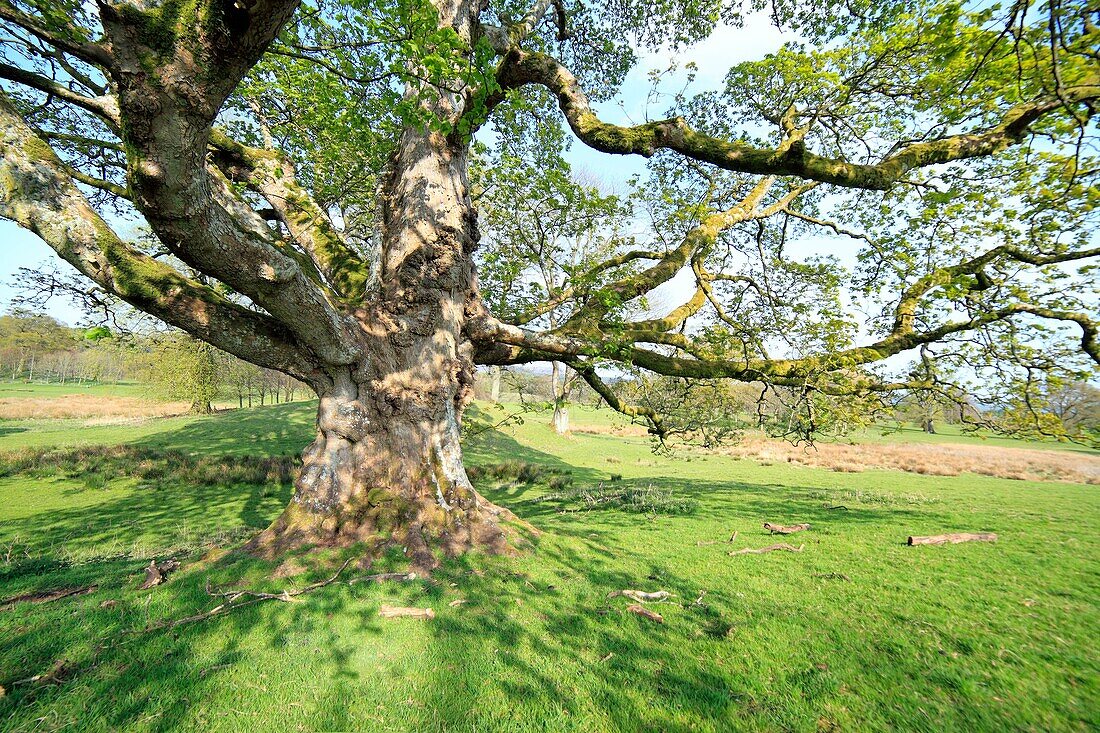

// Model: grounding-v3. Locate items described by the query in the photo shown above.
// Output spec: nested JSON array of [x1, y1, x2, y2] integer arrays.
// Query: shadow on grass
[[0, 412, 967, 731]]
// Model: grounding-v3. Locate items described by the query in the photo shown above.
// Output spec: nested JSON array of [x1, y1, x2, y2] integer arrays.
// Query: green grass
[[0, 402, 1097, 731], [0, 381, 152, 400]]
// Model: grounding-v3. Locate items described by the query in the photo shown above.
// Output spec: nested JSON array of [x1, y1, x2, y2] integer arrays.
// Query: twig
[[347, 571, 417, 585], [729, 543, 804, 556], [1, 585, 97, 611], [696, 530, 738, 546], [148, 559, 354, 630], [812, 572, 850, 581], [607, 589, 671, 603], [625, 604, 664, 623]]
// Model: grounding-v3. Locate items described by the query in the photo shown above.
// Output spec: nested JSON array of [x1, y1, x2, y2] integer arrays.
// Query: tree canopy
[[0, 0, 1097, 557]]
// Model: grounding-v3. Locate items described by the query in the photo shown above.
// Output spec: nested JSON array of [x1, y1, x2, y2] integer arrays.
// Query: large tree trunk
[[248, 372, 517, 570], [250, 20, 520, 568]]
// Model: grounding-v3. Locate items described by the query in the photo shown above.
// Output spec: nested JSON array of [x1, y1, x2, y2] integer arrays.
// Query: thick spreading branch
[[0, 94, 323, 383], [86, 0, 358, 365], [209, 131, 372, 301], [498, 49, 1099, 190]]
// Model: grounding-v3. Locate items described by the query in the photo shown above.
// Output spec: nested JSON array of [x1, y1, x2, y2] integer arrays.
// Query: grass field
[[0, 399, 1097, 731]]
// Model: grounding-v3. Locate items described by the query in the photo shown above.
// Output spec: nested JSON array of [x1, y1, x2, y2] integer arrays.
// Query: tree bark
[[190, 399, 213, 415], [248, 370, 519, 570], [250, 24, 522, 568]]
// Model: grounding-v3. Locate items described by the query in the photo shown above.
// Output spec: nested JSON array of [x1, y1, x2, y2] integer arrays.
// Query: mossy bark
[[248, 380, 518, 570]]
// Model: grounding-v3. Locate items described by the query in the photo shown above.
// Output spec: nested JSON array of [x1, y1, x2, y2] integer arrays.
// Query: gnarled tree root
[[245, 489, 529, 574]]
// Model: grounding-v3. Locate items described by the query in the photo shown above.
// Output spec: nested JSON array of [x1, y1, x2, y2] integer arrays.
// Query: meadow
[[0, 393, 1097, 731]]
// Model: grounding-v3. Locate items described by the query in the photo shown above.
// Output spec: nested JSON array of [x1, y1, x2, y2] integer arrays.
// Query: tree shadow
[[0, 408, 1044, 731]]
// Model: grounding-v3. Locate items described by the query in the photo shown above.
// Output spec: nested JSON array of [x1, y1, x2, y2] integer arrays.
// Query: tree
[[132, 334, 225, 413], [0, 0, 1097, 566], [475, 150, 630, 434]]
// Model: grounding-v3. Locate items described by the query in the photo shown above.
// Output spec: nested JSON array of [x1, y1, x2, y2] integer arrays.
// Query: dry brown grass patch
[[572, 423, 651, 438], [0, 395, 190, 420], [719, 435, 1100, 484]]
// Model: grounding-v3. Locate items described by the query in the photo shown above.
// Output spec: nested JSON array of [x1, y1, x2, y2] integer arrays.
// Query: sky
[[0, 13, 797, 327]]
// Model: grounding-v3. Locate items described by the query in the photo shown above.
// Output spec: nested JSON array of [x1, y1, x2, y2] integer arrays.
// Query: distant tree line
[[0, 310, 306, 413]]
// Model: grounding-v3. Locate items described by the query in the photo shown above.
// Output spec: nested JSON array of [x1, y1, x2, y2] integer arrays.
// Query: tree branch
[[0, 61, 119, 126], [208, 130, 372, 301], [498, 49, 1099, 190], [0, 3, 113, 67], [0, 94, 324, 384]]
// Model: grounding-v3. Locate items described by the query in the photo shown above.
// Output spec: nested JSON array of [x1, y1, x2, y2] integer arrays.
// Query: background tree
[[0, 0, 1097, 566], [475, 146, 630, 433], [131, 334, 225, 414]]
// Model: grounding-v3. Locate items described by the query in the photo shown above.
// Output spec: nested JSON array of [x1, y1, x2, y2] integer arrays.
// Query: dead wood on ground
[[347, 571, 417, 585], [139, 559, 180, 589], [729, 543, 804, 556], [625, 604, 664, 622], [378, 605, 435, 620], [0, 585, 98, 611], [907, 533, 997, 546], [148, 559, 354, 630], [607, 589, 671, 603], [763, 523, 810, 534]]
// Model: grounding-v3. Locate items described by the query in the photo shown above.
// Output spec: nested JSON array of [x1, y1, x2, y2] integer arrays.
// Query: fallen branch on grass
[[0, 585, 97, 611], [139, 559, 180, 590], [625, 604, 663, 623], [607, 590, 671, 603], [729, 543, 804, 556], [378, 605, 435, 620], [11, 659, 73, 688], [347, 571, 417, 585], [907, 533, 997, 546], [813, 572, 850, 581], [763, 523, 810, 534], [149, 559, 354, 630]]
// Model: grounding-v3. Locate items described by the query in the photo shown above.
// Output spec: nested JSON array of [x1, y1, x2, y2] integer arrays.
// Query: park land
[[0, 383, 1097, 731]]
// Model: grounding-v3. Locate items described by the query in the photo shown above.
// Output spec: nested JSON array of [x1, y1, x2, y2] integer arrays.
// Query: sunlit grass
[[0, 400, 1096, 731]]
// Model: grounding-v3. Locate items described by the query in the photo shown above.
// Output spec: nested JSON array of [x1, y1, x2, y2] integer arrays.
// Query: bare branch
[[0, 3, 113, 67], [0, 61, 119, 125]]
